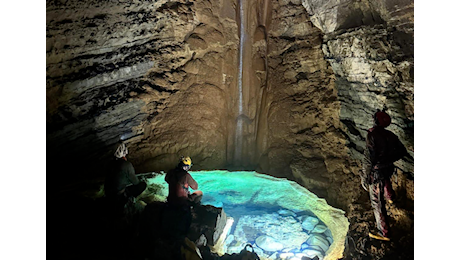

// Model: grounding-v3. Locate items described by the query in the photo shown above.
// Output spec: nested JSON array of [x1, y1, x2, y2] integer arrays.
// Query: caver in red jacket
[[361, 110, 408, 240], [165, 166, 203, 206]]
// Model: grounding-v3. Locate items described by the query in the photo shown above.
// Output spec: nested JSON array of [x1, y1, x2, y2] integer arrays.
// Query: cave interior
[[46, 0, 414, 259]]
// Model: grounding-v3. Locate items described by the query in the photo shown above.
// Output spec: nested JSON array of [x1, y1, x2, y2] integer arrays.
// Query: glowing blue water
[[147, 170, 335, 259]]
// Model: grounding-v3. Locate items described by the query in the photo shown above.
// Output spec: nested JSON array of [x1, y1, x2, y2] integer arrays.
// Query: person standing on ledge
[[361, 109, 409, 241], [165, 156, 203, 206], [104, 142, 147, 214]]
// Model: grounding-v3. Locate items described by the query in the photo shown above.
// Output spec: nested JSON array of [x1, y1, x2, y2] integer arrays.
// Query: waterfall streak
[[234, 0, 245, 163]]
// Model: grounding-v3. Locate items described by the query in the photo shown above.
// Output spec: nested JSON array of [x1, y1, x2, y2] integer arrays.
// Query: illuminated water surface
[[147, 170, 348, 260]]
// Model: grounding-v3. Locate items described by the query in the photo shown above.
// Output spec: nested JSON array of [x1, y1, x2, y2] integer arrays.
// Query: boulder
[[189, 205, 228, 247], [312, 224, 327, 234], [277, 209, 297, 217], [302, 216, 319, 231], [301, 248, 324, 259], [255, 235, 284, 252], [306, 234, 330, 253], [233, 213, 309, 249]]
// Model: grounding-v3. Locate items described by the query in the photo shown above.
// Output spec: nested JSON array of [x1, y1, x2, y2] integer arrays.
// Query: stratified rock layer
[[47, 0, 240, 178], [255, 0, 359, 210]]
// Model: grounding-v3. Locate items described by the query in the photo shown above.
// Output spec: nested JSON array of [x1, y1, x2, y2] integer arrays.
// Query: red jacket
[[165, 167, 198, 203]]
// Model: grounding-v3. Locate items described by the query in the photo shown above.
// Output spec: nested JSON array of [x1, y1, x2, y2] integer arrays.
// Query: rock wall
[[129, 0, 241, 172], [323, 25, 414, 172], [258, 0, 355, 207], [47, 0, 413, 205], [301, 0, 414, 147], [299, 0, 414, 259], [47, 0, 241, 179], [47, 0, 158, 181], [298, 0, 414, 205]]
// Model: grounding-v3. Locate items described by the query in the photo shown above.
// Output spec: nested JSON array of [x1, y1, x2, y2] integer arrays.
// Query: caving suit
[[165, 167, 200, 206], [104, 158, 147, 214], [362, 125, 408, 237], [164, 167, 202, 237]]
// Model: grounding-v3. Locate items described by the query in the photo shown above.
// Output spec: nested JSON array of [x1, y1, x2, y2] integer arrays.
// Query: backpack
[[239, 244, 260, 260], [220, 244, 260, 260], [388, 132, 408, 163]]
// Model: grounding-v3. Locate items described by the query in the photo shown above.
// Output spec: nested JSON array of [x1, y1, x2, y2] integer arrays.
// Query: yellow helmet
[[180, 156, 192, 166]]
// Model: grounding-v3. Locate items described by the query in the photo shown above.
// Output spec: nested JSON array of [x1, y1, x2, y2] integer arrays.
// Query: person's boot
[[369, 231, 390, 241]]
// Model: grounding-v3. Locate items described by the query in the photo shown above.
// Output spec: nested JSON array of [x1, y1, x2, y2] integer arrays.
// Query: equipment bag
[[239, 244, 260, 260]]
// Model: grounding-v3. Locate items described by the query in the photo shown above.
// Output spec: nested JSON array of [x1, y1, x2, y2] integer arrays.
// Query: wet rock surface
[[49, 190, 228, 260], [226, 211, 333, 260], [147, 171, 348, 260]]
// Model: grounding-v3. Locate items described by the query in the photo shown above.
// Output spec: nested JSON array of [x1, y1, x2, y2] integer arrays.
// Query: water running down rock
[[234, 0, 247, 165]]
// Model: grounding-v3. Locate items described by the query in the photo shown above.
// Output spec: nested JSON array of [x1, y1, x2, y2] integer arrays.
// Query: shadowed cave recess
[[47, 0, 414, 259]]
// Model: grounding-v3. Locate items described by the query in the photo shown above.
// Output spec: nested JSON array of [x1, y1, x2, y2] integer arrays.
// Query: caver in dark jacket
[[105, 159, 146, 199], [104, 143, 146, 215]]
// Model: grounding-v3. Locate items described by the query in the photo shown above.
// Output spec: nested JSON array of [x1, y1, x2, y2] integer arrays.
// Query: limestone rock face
[[256, 0, 356, 209], [323, 25, 414, 173], [298, 0, 414, 172], [47, 0, 163, 174], [299, 1, 414, 259], [130, 0, 243, 172], [47, 0, 240, 177], [302, 0, 413, 34]]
